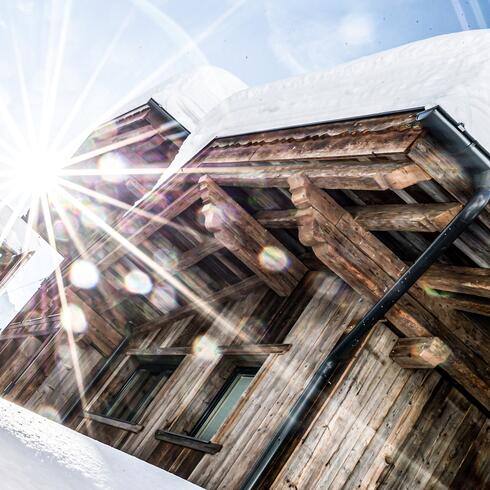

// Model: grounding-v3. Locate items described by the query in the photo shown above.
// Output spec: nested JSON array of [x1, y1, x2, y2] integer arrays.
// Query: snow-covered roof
[[0, 398, 201, 490], [0, 206, 63, 332], [162, 30, 490, 182], [118, 65, 247, 132]]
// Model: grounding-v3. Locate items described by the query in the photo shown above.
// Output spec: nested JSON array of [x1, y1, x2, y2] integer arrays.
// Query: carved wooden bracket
[[288, 174, 490, 408], [199, 176, 307, 296]]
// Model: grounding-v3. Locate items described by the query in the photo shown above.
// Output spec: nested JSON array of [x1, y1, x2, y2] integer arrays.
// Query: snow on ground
[[160, 29, 490, 185], [0, 398, 201, 490], [0, 206, 63, 333]]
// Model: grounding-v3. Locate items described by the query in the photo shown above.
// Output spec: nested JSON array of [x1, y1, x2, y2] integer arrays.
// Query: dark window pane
[[193, 368, 258, 441], [103, 365, 175, 423]]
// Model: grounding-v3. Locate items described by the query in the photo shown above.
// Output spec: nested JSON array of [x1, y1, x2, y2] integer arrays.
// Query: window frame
[[99, 356, 182, 424], [190, 365, 259, 441]]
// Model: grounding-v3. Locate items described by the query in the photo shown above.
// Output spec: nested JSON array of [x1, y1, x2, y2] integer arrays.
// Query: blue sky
[[0, 0, 488, 153]]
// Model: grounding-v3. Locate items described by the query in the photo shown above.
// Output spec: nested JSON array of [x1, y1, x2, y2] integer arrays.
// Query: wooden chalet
[[0, 93, 489, 487]]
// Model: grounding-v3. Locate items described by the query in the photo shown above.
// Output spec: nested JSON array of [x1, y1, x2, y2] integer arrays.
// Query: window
[[192, 366, 259, 441], [102, 361, 178, 423]]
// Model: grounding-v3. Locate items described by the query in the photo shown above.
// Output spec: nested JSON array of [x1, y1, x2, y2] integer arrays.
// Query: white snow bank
[[162, 30, 490, 183], [0, 398, 201, 490], [0, 206, 63, 332], [120, 65, 247, 133]]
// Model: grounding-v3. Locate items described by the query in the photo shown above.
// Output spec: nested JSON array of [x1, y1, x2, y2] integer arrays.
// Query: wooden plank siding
[[1, 109, 489, 490]]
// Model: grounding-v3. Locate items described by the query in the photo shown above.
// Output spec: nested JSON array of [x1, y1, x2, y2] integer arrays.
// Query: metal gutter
[[241, 107, 490, 489]]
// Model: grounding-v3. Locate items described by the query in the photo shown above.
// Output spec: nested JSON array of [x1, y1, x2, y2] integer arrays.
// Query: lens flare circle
[[69, 259, 99, 289], [124, 269, 153, 295], [61, 303, 87, 334], [259, 246, 290, 272], [98, 153, 128, 183], [192, 335, 220, 360]]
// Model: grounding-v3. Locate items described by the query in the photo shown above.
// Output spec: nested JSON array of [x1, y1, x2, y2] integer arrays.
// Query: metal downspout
[[241, 171, 490, 489]]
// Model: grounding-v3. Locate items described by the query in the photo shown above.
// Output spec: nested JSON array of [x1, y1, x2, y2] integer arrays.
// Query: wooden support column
[[289, 174, 490, 408], [390, 337, 452, 368], [199, 176, 307, 296]]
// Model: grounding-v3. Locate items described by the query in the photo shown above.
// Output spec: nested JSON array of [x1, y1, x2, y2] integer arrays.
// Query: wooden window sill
[[154, 430, 222, 454], [83, 412, 143, 433]]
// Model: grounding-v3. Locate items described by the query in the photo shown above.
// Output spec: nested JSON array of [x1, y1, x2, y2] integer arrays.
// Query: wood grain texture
[[83, 412, 144, 433], [421, 265, 490, 298], [172, 162, 431, 190], [255, 202, 462, 232], [390, 337, 452, 368], [199, 176, 307, 296], [289, 174, 490, 409], [155, 430, 222, 454]]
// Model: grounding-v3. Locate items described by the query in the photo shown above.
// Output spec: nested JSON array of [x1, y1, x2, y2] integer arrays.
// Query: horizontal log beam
[[83, 412, 143, 433], [347, 202, 462, 231], [289, 174, 490, 408], [155, 430, 222, 454], [255, 202, 462, 232], [200, 176, 307, 296], [126, 343, 291, 357], [193, 112, 423, 164], [173, 163, 430, 191], [421, 265, 490, 298], [436, 294, 490, 316], [390, 337, 452, 369], [134, 276, 264, 334]]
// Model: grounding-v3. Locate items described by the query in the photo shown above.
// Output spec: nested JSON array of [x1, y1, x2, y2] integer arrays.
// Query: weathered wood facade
[[0, 109, 489, 488]]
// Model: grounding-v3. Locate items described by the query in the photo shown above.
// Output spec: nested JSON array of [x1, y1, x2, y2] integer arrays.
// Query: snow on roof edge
[[155, 30, 490, 187]]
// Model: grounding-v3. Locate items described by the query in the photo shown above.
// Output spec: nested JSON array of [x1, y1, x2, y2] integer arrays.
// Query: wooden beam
[[436, 294, 490, 317], [134, 276, 264, 334], [408, 135, 490, 229], [255, 203, 462, 232], [154, 430, 222, 454], [174, 163, 430, 191], [83, 412, 143, 433], [200, 176, 307, 296], [289, 174, 490, 408], [255, 209, 300, 229], [67, 290, 124, 357], [347, 203, 462, 231], [420, 265, 490, 298], [97, 184, 202, 271], [192, 112, 423, 165], [89, 106, 150, 141], [168, 238, 223, 272], [126, 343, 291, 357], [390, 337, 452, 369]]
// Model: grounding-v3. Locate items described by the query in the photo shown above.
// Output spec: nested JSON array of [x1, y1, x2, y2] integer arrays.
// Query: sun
[[9, 146, 65, 197]]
